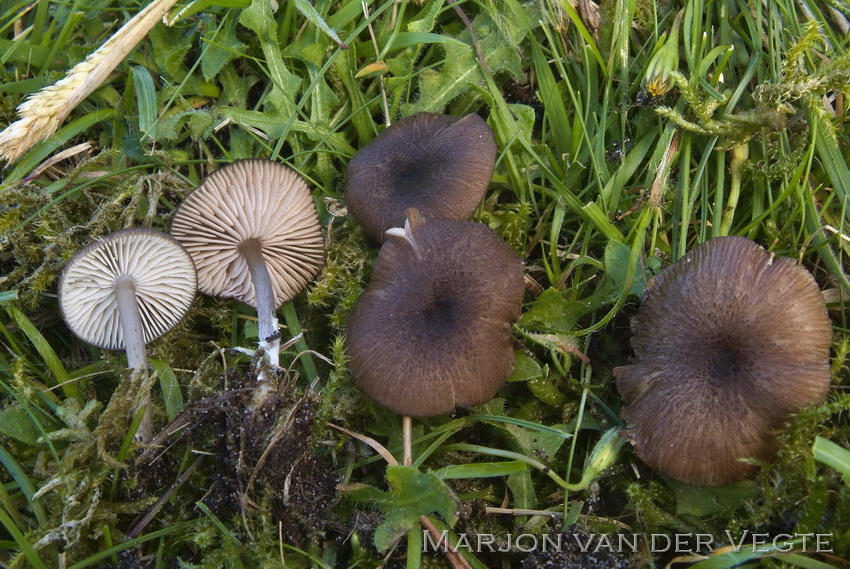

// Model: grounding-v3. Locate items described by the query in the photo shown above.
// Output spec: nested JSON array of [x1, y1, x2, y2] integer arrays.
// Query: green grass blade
[[0, 445, 47, 524], [0, 504, 48, 569], [7, 306, 81, 401]]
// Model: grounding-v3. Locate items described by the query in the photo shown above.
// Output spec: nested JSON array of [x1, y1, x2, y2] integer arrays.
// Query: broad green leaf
[[294, 0, 348, 48], [166, 0, 251, 25], [519, 287, 586, 332], [132, 66, 157, 134], [148, 24, 194, 80], [507, 469, 537, 510], [583, 239, 646, 309], [0, 406, 42, 445], [340, 465, 458, 551], [437, 461, 527, 479], [505, 422, 569, 460], [505, 351, 542, 382], [149, 359, 184, 421], [672, 480, 760, 517], [813, 436, 850, 486]]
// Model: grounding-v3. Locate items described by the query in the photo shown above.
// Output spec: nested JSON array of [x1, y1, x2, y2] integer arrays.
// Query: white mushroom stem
[[403, 415, 413, 466], [385, 209, 424, 260], [238, 238, 280, 372], [114, 275, 152, 440]]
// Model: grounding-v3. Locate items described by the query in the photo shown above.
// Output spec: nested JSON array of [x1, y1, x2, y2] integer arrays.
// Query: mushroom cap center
[[389, 154, 442, 199]]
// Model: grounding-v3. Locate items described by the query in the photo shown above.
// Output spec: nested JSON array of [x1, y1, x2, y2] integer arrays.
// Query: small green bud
[[641, 11, 683, 97], [571, 428, 626, 490]]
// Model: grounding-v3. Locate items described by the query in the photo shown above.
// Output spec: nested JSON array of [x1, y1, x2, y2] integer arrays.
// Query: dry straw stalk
[[0, 0, 179, 164]]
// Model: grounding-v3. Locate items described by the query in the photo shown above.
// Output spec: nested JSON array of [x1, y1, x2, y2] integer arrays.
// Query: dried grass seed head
[[614, 236, 833, 486], [169, 159, 325, 308], [345, 210, 525, 417], [58, 228, 197, 350], [343, 112, 497, 242]]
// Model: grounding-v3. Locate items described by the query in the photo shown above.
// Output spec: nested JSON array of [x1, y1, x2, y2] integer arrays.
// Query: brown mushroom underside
[[614, 236, 833, 486]]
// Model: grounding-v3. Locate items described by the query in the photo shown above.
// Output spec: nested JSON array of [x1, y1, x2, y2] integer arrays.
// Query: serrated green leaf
[[201, 14, 246, 81], [473, 12, 524, 79], [188, 110, 214, 139], [340, 465, 458, 551], [408, 0, 446, 33], [239, 0, 300, 117], [402, 39, 481, 114]]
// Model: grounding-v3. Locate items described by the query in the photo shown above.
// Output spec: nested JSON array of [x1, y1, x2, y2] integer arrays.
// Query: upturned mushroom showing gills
[[345, 209, 525, 417], [614, 236, 833, 486], [58, 228, 197, 439], [343, 112, 497, 242], [169, 159, 324, 374]]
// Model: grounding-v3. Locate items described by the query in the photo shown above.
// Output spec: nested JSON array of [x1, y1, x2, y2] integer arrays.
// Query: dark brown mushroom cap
[[343, 112, 497, 242], [169, 159, 324, 309], [345, 212, 524, 417], [614, 236, 833, 486], [57, 228, 197, 350]]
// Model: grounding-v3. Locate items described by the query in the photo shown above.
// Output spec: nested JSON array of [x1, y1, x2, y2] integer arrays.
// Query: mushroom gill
[[614, 236, 833, 486]]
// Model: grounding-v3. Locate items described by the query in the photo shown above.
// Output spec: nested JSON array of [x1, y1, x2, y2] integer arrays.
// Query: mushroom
[[345, 209, 525, 418], [343, 112, 497, 242], [614, 236, 833, 486], [169, 159, 324, 383], [58, 228, 197, 440]]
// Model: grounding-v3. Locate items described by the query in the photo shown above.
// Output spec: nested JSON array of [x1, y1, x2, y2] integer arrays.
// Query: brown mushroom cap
[[58, 228, 197, 351], [169, 159, 324, 308], [343, 112, 497, 242], [614, 236, 833, 486], [345, 210, 524, 417]]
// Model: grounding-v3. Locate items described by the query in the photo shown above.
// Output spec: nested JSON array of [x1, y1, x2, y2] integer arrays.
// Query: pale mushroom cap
[[169, 159, 325, 309], [58, 228, 197, 351], [345, 212, 525, 417], [344, 112, 497, 242], [614, 236, 833, 486]]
